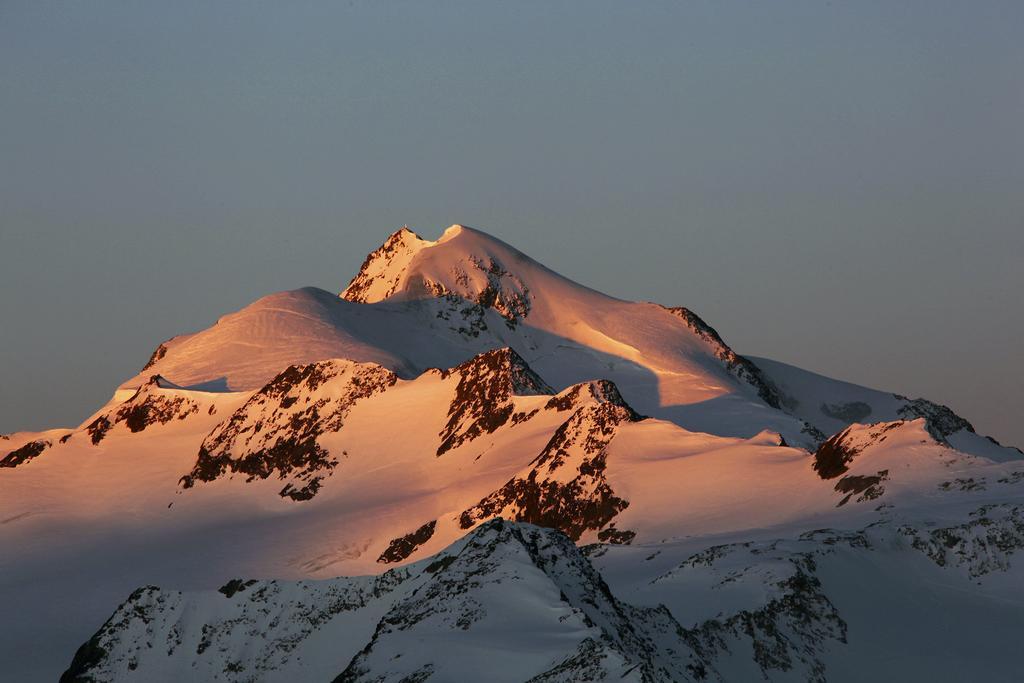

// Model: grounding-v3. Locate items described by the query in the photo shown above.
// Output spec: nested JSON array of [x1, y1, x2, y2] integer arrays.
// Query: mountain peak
[[438, 223, 467, 242], [340, 226, 434, 303], [435, 348, 552, 456], [339, 224, 546, 335], [444, 347, 552, 396]]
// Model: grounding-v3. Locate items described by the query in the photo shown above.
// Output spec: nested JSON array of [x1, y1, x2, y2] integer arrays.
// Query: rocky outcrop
[[834, 470, 889, 507], [900, 504, 1024, 577], [84, 376, 201, 446], [140, 340, 171, 372], [421, 254, 533, 334], [0, 439, 52, 468], [459, 384, 641, 540], [341, 227, 431, 304], [894, 395, 974, 438], [181, 360, 397, 501], [812, 421, 903, 480], [377, 521, 438, 564], [435, 348, 552, 457]]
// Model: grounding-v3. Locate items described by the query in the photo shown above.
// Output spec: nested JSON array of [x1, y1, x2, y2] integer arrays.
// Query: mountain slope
[[126, 225, 1013, 461], [62, 514, 1024, 683], [3, 223, 1021, 682], [131, 226, 819, 446], [6, 346, 1022, 682], [751, 355, 1020, 461]]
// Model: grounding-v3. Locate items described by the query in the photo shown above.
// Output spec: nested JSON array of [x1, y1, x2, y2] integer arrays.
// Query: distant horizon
[[2, 2, 1022, 446]]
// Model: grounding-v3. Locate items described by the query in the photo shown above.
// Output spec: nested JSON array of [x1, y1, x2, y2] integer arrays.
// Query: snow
[[2, 224, 1021, 681]]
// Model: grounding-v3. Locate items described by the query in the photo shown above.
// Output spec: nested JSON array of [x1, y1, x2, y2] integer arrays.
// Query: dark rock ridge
[[661, 305, 782, 410], [544, 379, 642, 419], [84, 376, 201, 446], [894, 395, 974, 438], [812, 422, 904, 480], [1, 439, 52, 468], [834, 470, 889, 507], [378, 520, 438, 564], [435, 348, 553, 457], [141, 340, 171, 372], [181, 359, 397, 501], [459, 384, 642, 540], [217, 579, 258, 598]]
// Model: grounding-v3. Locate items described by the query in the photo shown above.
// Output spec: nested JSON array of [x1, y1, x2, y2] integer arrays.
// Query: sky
[[1, 1, 1021, 446]]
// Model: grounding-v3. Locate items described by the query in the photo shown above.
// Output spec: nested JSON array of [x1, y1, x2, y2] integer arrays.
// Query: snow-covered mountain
[[2, 225, 1021, 682], [60, 516, 1024, 682]]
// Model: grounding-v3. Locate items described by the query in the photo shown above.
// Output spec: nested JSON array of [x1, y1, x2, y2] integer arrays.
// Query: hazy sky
[[2, 1, 1022, 446]]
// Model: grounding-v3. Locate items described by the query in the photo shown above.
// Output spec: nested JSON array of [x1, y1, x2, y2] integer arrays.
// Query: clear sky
[[1, 1, 1021, 446]]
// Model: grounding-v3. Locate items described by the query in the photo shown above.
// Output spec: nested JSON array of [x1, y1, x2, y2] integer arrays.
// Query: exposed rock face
[[543, 379, 639, 417], [812, 421, 904, 480], [0, 439, 51, 468], [811, 422, 920, 506], [84, 376, 201, 446], [834, 471, 889, 507], [894, 395, 974, 438], [676, 552, 848, 683], [459, 384, 641, 540], [899, 504, 1024, 577], [342, 227, 535, 337], [377, 521, 438, 564], [662, 305, 782, 409], [181, 360, 397, 501], [812, 427, 860, 480], [435, 348, 552, 456], [85, 416, 112, 445], [597, 526, 636, 544], [141, 341, 170, 372], [420, 254, 533, 334], [341, 227, 431, 304], [821, 401, 872, 423]]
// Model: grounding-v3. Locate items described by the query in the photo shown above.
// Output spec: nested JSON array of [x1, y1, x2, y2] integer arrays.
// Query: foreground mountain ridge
[[2, 224, 1022, 682], [62, 515, 1024, 682]]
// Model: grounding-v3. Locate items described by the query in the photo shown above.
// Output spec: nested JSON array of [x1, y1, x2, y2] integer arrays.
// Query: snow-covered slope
[[127, 225, 1014, 459], [63, 514, 1024, 682], [751, 355, 1021, 461], [128, 226, 817, 446], [3, 224, 1021, 682]]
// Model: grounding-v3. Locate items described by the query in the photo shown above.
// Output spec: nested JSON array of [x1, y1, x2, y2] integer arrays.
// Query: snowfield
[[2, 225, 1021, 682]]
